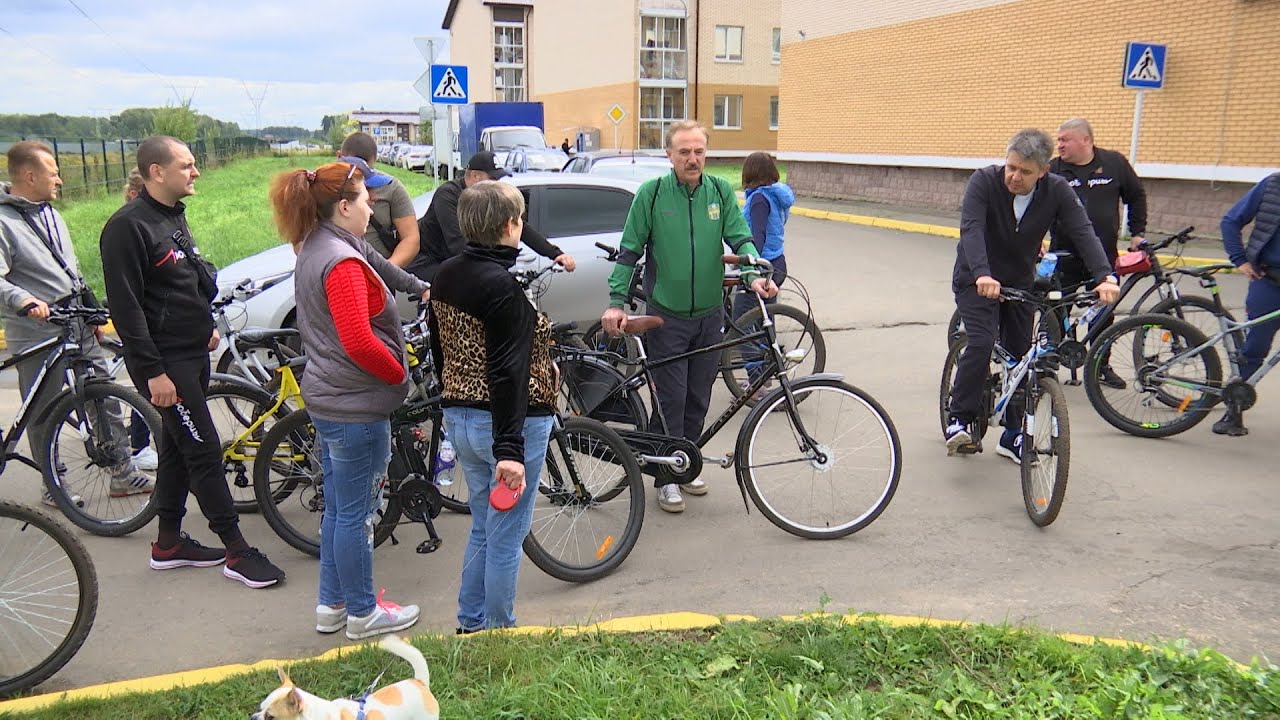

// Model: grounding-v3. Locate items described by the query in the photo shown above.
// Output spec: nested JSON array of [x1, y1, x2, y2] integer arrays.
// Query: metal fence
[[0, 136, 270, 201]]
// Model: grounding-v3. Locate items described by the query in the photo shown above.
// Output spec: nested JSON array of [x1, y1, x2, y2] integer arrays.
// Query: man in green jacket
[[601, 121, 777, 513]]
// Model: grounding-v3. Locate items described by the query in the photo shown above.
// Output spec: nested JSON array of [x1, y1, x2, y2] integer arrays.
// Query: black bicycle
[[0, 499, 98, 698], [5, 305, 164, 536], [251, 304, 646, 583], [559, 254, 901, 539], [582, 242, 826, 406]]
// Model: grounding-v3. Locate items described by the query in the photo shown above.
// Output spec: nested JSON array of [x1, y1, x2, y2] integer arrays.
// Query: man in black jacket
[[945, 129, 1121, 462], [100, 136, 285, 589], [412, 151, 576, 282], [1049, 118, 1148, 388]]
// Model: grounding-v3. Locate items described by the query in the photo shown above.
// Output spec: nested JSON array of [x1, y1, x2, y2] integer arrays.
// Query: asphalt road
[[1, 214, 1275, 695]]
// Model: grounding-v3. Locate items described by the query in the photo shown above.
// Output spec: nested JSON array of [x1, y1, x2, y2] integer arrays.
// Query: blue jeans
[[1238, 278, 1280, 381], [312, 416, 391, 618], [444, 407, 554, 631]]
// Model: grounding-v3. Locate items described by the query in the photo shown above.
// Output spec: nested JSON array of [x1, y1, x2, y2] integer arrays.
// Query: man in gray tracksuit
[[0, 141, 153, 505]]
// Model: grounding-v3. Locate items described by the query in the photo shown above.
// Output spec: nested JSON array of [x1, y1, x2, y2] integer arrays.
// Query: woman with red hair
[[269, 160, 429, 639]]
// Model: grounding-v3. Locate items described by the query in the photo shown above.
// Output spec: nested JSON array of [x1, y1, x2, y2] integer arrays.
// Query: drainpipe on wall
[[691, 0, 699, 121]]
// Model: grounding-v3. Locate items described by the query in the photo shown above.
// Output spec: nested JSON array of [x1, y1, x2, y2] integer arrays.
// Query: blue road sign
[[1123, 42, 1166, 90], [430, 64, 468, 105]]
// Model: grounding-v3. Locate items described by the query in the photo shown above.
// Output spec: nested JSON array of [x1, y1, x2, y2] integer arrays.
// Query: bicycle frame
[[987, 336, 1056, 429], [0, 333, 100, 475], [221, 364, 306, 463], [1149, 306, 1280, 390]]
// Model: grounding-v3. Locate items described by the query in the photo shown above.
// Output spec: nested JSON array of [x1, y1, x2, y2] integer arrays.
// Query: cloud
[[0, 0, 450, 128]]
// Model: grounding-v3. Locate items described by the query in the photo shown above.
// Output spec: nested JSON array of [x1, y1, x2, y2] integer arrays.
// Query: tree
[[324, 114, 357, 148], [419, 118, 433, 143], [153, 103, 198, 143]]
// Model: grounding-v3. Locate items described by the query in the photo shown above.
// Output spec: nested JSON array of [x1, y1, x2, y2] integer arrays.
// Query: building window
[[640, 15, 687, 81], [769, 96, 779, 130], [713, 95, 742, 129], [772, 28, 781, 63], [639, 87, 686, 149], [714, 26, 743, 62], [493, 19, 525, 101]]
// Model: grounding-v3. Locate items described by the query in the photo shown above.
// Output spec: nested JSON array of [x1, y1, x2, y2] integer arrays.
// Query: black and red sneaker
[[150, 533, 226, 570], [223, 548, 285, 589]]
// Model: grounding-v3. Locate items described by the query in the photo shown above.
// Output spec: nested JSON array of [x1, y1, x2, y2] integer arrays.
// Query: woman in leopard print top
[[427, 180, 556, 632]]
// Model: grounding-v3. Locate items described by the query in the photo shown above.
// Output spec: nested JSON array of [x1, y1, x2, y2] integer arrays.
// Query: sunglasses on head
[[337, 162, 360, 198]]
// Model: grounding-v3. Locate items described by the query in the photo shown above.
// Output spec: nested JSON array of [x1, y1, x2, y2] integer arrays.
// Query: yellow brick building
[[779, 0, 1280, 235], [443, 0, 781, 154]]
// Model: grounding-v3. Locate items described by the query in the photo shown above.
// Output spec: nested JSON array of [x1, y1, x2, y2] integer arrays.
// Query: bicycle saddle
[[237, 327, 301, 344], [623, 315, 664, 335]]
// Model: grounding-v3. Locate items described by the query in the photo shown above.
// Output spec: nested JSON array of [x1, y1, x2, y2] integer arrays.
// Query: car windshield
[[491, 130, 546, 151]]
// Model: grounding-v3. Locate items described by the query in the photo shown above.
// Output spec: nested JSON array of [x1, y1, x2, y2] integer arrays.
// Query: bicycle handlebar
[[1000, 287, 1099, 307], [19, 305, 111, 327], [212, 270, 294, 309], [1138, 225, 1195, 254], [722, 253, 774, 273]]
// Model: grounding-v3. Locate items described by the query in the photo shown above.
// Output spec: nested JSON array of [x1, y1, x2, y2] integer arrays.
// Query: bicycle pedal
[[1064, 379, 1082, 386], [416, 538, 442, 554], [954, 442, 982, 456]]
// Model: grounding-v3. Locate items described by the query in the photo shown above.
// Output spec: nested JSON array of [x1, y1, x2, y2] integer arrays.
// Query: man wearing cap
[[411, 151, 576, 283], [338, 132, 420, 268]]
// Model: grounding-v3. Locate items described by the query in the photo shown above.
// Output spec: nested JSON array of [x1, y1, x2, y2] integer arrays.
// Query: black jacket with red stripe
[[100, 188, 218, 380]]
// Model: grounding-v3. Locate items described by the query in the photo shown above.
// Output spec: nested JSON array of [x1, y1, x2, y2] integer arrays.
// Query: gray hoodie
[[0, 182, 85, 346]]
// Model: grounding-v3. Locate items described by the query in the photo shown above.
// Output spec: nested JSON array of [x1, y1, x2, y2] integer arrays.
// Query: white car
[[213, 174, 643, 339], [399, 146, 435, 172]]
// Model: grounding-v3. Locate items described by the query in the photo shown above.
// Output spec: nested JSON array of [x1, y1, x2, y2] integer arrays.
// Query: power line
[[0, 23, 97, 82], [64, 0, 186, 104]]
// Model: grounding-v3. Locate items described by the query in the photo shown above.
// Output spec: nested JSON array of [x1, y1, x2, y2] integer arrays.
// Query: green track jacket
[[607, 172, 761, 318]]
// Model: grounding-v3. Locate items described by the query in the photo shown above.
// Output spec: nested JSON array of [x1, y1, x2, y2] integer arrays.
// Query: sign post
[[607, 103, 626, 150], [1122, 41, 1167, 165]]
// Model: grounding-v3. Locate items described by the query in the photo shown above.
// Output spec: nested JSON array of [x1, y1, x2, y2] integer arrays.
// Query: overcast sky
[[1, 0, 451, 129]]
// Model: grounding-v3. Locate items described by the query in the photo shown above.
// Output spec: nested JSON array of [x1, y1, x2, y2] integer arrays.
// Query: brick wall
[[697, 83, 779, 152], [789, 162, 1256, 239], [779, 0, 1280, 167], [536, 82, 640, 152]]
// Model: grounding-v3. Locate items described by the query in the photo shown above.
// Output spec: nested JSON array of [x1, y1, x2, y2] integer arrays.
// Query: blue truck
[[455, 101, 547, 172]]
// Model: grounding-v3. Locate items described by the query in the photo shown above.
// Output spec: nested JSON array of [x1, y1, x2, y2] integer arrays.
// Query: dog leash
[[349, 667, 387, 720]]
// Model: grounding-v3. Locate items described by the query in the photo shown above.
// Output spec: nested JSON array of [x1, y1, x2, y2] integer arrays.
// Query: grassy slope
[[57, 155, 435, 296], [3, 617, 1275, 719]]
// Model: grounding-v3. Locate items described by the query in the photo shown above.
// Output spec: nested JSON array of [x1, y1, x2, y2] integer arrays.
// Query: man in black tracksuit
[[411, 151, 575, 283], [1049, 118, 1148, 387], [945, 129, 1120, 463], [100, 136, 284, 589]]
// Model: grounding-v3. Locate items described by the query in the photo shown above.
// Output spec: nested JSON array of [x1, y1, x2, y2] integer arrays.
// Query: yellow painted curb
[[0, 611, 1164, 714]]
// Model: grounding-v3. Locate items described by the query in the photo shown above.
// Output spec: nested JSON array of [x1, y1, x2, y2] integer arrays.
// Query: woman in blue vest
[[733, 152, 795, 395]]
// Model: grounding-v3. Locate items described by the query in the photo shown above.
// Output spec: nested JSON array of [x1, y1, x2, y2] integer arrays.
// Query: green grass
[[3, 617, 1275, 719], [704, 160, 789, 190], [58, 155, 436, 296]]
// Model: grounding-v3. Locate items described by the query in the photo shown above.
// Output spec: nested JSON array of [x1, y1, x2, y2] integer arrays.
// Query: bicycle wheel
[[1148, 295, 1240, 366], [40, 382, 162, 537], [0, 500, 98, 698], [581, 320, 638, 373], [939, 336, 992, 441], [1020, 376, 1069, 527], [737, 377, 901, 539], [1084, 313, 1222, 438], [946, 308, 965, 348], [254, 408, 323, 556], [721, 303, 825, 405], [523, 417, 645, 583], [557, 354, 647, 431], [206, 380, 291, 513]]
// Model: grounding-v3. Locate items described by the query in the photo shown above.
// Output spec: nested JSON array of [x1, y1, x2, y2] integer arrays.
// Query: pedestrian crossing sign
[[430, 64, 468, 104], [1123, 42, 1166, 90]]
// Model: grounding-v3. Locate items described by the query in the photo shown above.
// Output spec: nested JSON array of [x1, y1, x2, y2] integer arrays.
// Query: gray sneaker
[[315, 604, 347, 634], [682, 477, 708, 496], [345, 597, 421, 640]]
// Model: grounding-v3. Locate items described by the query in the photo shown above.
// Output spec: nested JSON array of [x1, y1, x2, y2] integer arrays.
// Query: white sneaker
[[111, 471, 155, 498], [132, 446, 159, 471], [41, 489, 84, 509], [316, 604, 347, 634], [346, 597, 420, 640], [657, 484, 684, 513], [682, 477, 708, 496]]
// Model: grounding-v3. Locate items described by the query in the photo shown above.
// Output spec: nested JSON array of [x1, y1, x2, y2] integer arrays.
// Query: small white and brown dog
[[251, 634, 439, 720]]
